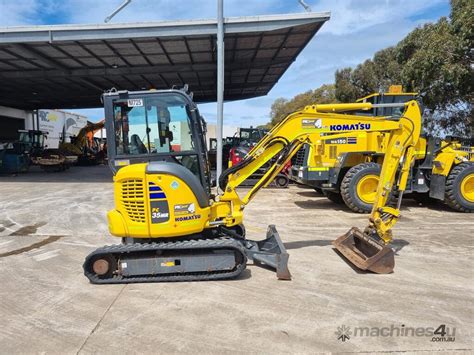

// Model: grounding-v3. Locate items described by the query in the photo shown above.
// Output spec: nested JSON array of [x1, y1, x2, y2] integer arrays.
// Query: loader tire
[[341, 163, 383, 213], [445, 162, 474, 212], [274, 174, 289, 188]]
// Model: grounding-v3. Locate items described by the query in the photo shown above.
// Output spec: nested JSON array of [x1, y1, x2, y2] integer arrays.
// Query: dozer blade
[[243, 225, 291, 280], [332, 227, 394, 274]]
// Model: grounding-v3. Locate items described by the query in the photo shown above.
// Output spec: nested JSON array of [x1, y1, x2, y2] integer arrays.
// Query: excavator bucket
[[332, 227, 394, 274]]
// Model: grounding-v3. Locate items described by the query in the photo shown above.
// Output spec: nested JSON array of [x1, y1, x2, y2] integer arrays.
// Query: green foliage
[[334, 46, 404, 103], [396, 12, 473, 135], [333, 0, 473, 135], [333, 1, 472, 136], [269, 1, 472, 135], [269, 84, 337, 127]]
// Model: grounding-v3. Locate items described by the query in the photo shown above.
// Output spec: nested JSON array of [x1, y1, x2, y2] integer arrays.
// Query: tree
[[335, 68, 361, 102], [269, 84, 337, 127], [335, 47, 402, 102], [397, 0, 473, 135], [335, 0, 473, 136]]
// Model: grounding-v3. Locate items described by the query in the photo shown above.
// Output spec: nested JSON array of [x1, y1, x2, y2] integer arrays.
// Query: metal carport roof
[[0, 12, 329, 109]]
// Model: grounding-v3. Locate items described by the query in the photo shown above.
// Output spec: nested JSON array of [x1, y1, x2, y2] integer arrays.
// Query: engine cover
[[108, 162, 210, 238]]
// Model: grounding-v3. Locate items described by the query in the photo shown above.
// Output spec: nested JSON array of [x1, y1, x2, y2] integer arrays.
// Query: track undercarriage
[[83, 225, 290, 284]]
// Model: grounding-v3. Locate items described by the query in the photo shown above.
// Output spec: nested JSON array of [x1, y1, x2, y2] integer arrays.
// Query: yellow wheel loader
[[83, 88, 422, 283], [290, 89, 474, 213]]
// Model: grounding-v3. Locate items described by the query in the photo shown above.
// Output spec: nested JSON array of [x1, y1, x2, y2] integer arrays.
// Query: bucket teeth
[[332, 227, 395, 274]]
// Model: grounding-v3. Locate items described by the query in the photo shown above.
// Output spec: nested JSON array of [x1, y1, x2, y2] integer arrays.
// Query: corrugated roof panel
[[134, 40, 162, 54], [192, 52, 212, 63], [146, 54, 170, 65], [0, 12, 329, 108], [255, 48, 278, 59], [55, 58, 83, 68], [55, 44, 90, 57], [82, 43, 114, 56], [168, 53, 190, 64], [233, 49, 254, 60], [109, 41, 141, 55], [162, 40, 188, 53]]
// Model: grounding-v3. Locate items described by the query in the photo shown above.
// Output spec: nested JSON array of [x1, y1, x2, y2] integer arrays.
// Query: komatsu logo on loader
[[330, 123, 371, 131]]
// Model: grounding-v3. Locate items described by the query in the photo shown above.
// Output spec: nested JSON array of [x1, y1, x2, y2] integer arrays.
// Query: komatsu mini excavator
[[83, 88, 421, 283]]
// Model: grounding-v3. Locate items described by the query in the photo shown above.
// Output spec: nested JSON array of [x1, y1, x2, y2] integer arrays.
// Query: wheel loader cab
[[103, 90, 211, 193], [356, 93, 418, 117]]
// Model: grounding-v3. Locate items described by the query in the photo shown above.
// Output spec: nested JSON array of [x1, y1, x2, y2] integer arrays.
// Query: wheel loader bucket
[[332, 227, 394, 274]]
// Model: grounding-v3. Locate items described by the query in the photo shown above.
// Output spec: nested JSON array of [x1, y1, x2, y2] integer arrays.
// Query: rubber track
[[83, 237, 247, 284], [445, 162, 474, 213]]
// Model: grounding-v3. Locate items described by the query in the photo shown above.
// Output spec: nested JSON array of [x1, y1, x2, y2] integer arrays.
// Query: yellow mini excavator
[[83, 88, 422, 283]]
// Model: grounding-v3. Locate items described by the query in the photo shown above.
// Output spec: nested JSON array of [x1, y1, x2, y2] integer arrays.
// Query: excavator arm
[[333, 101, 422, 273], [215, 100, 422, 274]]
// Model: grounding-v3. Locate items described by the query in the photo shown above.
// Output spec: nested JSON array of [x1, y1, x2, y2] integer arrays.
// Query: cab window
[[113, 95, 195, 156]]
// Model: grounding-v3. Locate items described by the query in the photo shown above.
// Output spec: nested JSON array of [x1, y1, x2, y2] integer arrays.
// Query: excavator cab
[[103, 89, 211, 192]]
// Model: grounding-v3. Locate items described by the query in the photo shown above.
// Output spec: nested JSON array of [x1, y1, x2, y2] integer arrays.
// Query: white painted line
[[0, 240, 13, 247], [57, 241, 100, 248], [26, 248, 51, 256], [32, 249, 61, 261]]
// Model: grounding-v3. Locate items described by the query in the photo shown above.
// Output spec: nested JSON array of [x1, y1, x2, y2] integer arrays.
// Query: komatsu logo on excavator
[[330, 123, 371, 131]]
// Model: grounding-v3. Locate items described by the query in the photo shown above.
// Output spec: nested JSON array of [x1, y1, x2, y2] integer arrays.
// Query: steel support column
[[216, 0, 225, 191]]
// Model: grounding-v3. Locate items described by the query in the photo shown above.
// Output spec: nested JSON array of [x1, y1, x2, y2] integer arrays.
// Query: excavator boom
[[218, 100, 421, 274]]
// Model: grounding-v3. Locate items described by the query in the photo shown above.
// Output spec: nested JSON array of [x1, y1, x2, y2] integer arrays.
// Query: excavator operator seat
[[130, 134, 148, 155]]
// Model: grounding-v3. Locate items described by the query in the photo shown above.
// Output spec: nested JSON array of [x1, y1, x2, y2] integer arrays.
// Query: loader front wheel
[[341, 163, 382, 213], [445, 163, 474, 212]]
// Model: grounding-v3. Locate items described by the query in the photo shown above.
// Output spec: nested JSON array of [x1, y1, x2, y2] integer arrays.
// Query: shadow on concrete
[[234, 268, 252, 280], [294, 194, 459, 214], [332, 248, 367, 274], [294, 199, 351, 212], [331, 238, 410, 273], [248, 262, 290, 280], [391, 239, 410, 254], [296, 190, 324, 198], [403, 197, 462, 213], [0, 165, 113, 183], [284, 239, 333, 249]]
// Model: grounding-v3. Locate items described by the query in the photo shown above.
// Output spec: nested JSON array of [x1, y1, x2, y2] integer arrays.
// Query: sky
[[0, 0, 450, 126]]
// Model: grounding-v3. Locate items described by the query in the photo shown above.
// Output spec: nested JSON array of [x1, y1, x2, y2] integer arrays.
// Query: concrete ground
[[0, 165, 472, 354]]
